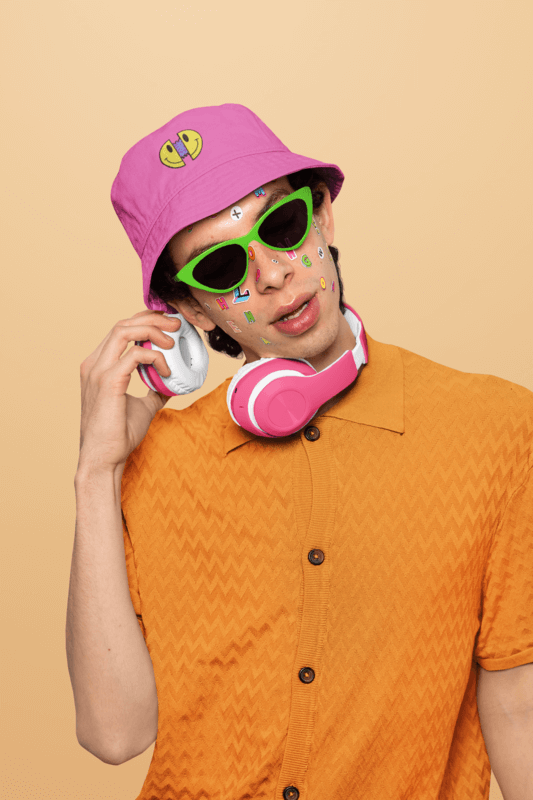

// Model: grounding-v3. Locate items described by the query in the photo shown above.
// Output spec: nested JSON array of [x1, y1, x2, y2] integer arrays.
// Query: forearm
[[66, 465, 158, 764], [479, 706, 533, 800]]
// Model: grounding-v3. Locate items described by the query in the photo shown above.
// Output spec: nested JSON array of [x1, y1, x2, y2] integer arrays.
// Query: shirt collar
[[223, 332, 404, 455]]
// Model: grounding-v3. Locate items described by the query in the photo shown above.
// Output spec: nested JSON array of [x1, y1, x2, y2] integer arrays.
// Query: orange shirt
[[121, 332, 533, 800]]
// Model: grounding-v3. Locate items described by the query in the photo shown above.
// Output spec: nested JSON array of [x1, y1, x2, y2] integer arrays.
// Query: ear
[[313, 182, 335, 247], [167, 294, 217, 332]]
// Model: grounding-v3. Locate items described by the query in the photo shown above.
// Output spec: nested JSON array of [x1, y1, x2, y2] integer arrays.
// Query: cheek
[[200, 283, 258, 335]]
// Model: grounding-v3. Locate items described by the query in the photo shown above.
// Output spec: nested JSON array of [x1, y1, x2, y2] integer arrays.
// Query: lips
[[271, 292, 316, 324], [272, 294, 320, 336]]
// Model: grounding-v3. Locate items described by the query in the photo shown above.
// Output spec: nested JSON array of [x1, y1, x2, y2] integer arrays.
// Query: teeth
[[279, 301, 309, 322]]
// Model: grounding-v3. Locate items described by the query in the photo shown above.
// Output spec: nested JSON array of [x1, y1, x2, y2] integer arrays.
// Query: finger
[[98, 344, 173, 397], [92, 318, 181, 377], [81, 312, 179, 385]]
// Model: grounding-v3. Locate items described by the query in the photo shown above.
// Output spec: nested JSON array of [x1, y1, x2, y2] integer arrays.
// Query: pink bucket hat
[[111, 103, 344, 312]]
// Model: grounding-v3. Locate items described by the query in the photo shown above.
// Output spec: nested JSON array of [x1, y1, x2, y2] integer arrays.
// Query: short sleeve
[[122, 510, 146, 640], [475, 466, 533, 670]]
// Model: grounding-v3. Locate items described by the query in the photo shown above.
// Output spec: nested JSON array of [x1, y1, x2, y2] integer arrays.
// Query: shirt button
[[304, 425, 320, 441], [299, 666, 315, 684], [283, 787, 299, 800], [308, 548, 325, 565]]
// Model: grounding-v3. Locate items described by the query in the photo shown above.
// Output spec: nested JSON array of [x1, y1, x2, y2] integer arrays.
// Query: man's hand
[[78, 310, 181, 474]]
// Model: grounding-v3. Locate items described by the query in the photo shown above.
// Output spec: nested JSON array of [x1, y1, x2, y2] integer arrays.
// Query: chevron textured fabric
[[121, 332, 533, 800]]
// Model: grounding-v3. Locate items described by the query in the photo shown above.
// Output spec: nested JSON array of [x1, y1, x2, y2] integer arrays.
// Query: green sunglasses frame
[[173, 186, 313, 294]]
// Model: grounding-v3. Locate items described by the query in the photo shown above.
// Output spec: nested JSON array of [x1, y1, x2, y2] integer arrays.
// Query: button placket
[[276, 420, 336, 799]]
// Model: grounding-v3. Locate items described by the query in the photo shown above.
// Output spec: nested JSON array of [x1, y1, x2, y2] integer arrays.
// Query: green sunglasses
[[173, 186, 313, 293]]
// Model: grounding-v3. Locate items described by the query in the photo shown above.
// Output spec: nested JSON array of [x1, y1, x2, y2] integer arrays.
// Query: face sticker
[[216, 297, 229, 310], [244, 311, 255, 324], [256, 268, 260, 282], [278, 238, 297, 260], [331, 281, 335, 292], [312, 219, 320, 235], [233, 286, 250, 304], [320, 277, 327, 290], [318, 247, 324, 259], [272, 259, 278, 264], [260, 337, 272, 344], [159, 129, 203, 169], [230, 206, 243, 221], [248, 246, 256, 261], [204, 302, 211, 310], [227, 320, 242, 333], [254, 187, 266, 197], [301, 254, 312, 267], [187, 226, 194, 233], [328, 247, 334, 262]]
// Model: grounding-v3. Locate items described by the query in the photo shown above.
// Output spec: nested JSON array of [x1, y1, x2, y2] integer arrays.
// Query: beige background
[[2, 0, 532, 797]]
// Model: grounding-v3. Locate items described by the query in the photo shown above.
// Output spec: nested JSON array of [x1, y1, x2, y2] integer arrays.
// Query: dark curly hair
[[149, 168, 346, 358]]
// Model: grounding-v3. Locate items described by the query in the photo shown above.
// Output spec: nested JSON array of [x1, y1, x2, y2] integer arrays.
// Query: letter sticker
[[244, 311, 255, 324], [216, 297, 229, 310], [227, 320, 242, 333], [320, 277, 326, 290], [248, 246, 256, 261], [279, 237, 297, 260], [260, 337, 272, 344], [230, 206, 243, 221], [301, 254, 312, 267], [232, 286, 250, 304], [318, 247, 324, 259], [254, 187, 266, 197], [256, 268, 260, 282]]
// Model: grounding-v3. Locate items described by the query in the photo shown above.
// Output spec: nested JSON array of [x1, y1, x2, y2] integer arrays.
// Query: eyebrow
[[183, 188, 291, 264]]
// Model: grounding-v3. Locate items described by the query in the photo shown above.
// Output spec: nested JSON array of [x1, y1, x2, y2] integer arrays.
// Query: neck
[[305, 311, 356, 373]]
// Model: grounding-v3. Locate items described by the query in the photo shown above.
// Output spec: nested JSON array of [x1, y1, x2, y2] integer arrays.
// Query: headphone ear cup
[[227, 358, 317, 437], [136, 313, 209, 396]]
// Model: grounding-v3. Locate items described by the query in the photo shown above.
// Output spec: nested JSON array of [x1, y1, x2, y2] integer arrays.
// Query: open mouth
[[277, 300, 311, 322]]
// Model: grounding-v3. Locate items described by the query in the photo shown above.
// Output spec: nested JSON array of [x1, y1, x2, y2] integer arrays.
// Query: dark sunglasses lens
[[258, 198, 309, 248], [192, 244, 246, 290]]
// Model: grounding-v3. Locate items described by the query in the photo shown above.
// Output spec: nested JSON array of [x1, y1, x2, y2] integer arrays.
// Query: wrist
[[75, 458, 126, 488]]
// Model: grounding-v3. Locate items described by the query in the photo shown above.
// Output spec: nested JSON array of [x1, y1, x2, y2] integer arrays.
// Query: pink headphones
[[136, 304, 368, 438]]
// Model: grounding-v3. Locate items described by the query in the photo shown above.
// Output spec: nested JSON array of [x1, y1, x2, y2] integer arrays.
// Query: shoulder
[[396, 342, 533, 467], [123, 377, 233, 478], [398, 343, 532, 414]]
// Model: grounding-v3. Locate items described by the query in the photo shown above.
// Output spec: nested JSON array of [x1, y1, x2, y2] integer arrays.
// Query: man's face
[[167, 177, 355, 370]]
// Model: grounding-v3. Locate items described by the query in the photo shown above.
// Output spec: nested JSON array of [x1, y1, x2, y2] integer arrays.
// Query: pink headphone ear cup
[[228, 358, 316, 437]]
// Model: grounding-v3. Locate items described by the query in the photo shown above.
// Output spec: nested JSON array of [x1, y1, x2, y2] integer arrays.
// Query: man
[[68, 104, 533, 800]]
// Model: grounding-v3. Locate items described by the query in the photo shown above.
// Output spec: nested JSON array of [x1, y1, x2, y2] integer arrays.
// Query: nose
[[251, 241, 295, 292]]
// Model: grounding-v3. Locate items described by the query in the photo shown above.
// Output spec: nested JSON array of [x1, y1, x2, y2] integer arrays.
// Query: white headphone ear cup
[[154, 313, 209, 395]]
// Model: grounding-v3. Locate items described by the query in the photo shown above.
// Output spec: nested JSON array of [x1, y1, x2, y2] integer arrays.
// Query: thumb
[[145, 388, 172, 414]]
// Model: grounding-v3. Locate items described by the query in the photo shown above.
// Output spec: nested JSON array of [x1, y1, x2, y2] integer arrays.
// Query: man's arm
[[66, 465, 158, 765], [477, 662, 533, 800]]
